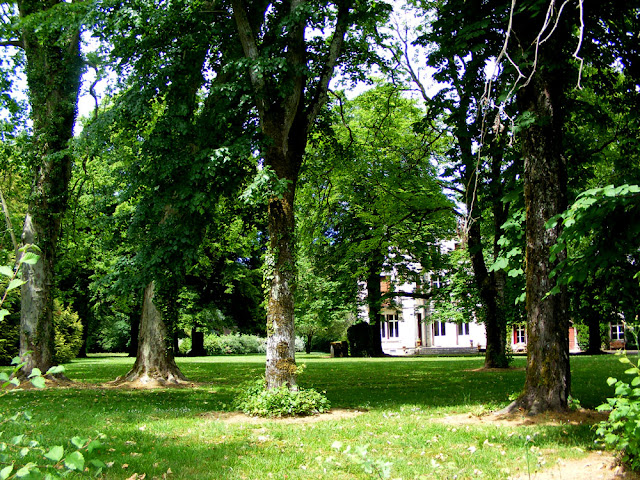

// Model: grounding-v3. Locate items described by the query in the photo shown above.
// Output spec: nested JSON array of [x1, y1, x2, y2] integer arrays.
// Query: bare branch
[[231, 0, 267, 119], [328, 90, 355, 149], [306, 0, 352, 129], [0, 39, 24, 49]]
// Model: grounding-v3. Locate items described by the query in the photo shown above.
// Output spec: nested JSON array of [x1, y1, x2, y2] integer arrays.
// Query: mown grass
[[0, 353, 629, 479]]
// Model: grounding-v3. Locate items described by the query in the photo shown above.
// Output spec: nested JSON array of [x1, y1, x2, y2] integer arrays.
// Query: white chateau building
[[358, 241, 580, 356]]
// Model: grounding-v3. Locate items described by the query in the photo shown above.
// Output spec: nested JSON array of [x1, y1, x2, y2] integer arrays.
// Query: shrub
[[235, 377, 330, 417], [0, 298, 83, 365], [596, 351, 640, 469], [201, 334, 303, 355], [0, 312, 19, 366], [238, 334, 263, 353], [53, 300, 84, 364], [92, 312, 130, 353], [294, 336, 305, 352], [178, 337, 192, 356]]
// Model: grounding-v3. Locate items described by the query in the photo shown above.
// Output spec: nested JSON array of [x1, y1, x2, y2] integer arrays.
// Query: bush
[[91, 312, 130, 353], [53, 300, 84, 364], [178, 337, 192, 356], [201, 334, 304, 356], [596, 350, 640, 469], [0, 312, 20, 366], [0, 299, 83, 365], [235, 377, 330, 417]]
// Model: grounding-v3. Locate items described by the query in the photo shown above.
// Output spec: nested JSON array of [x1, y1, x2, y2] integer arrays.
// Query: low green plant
[[0, 249, 107, 478], [596, 348, 640, 469], [235, 376, 330, 417], [329, 441, 392, 479]]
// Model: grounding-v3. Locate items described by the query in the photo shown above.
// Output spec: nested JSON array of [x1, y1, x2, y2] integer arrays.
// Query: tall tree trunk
[[189, 326, 206, 357], [264, 177, 299, 389], [365, 252, 385, 357], [115, 282, 187, 385], [453, 85, 509, 368], [17, 0, 82, 377], [586, 313, 602, 354], [232, 0, 351, 389], [506, 55, 570, 415]]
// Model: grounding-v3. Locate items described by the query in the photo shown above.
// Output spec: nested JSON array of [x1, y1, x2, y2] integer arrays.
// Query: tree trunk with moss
[[506, 54, 570, 415], [264, 178, 299, 389], [232, 0, 351, 389], [16, 0, 82, 377], [116, 282, 187, 385]]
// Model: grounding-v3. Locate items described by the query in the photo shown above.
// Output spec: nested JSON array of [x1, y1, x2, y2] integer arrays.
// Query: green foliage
[[0, 299, 83, 365], [596, 347, 640, 470], [53, 300, 83, 364], [0, 408, 106, 479], [201, 334, 304, 356], [547, 185, 640, 295], [91, 312, 131, 353], [0, 247, 39, 365], [0, 255, 107, 478], [235, 377, 330, 418], [0, 354, 104, 478]]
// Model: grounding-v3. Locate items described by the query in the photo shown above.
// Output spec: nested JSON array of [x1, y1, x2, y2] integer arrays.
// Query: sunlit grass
[[0, 353, 627, 479]]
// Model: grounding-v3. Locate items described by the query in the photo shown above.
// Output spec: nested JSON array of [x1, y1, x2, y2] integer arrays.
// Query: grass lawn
[[0, 353, 631, 479]]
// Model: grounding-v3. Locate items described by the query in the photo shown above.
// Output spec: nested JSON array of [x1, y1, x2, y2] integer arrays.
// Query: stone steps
[[417, 347, 480, 356]]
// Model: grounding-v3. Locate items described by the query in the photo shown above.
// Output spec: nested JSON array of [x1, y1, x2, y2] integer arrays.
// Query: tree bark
[[452, 81, 509, 369], [365, 252, 385, 357], [115, 282, 187, 385], [189, 326, 206, 357], [17, 0, 82, 377], [264, 173, 299, 389], [0, 187, 18, 257], [232, 0, 352, 389], [506, 54, 570, 415], [586, 313, 602, 354]]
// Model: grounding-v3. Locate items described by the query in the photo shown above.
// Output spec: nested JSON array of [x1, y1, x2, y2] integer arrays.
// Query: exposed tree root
[[110, 365, 188, 388]]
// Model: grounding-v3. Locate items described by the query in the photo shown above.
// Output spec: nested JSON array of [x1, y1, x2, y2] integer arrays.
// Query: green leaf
[[46, 365, 65, 375], [89, 459, 107, 468], [489, 257, 508, 272], [15, 464, 35, 478], [507, 268, 524, 278], [7, 278, 25, 291], [86, 439, 102, 453], [0, 465, 13, 480], [28, 368, 42, 378], [44, 445, 64, 462], [70, 437, 86, 449], [30, 376, 46, 389], [19, 252, 39, 265], [64, 450, 84, 471], [0, 266, 13, 277], [0, 309, 8, 321]]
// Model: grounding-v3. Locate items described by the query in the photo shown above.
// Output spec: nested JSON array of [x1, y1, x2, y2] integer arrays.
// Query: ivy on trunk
[[16, 0, 82, 377]]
